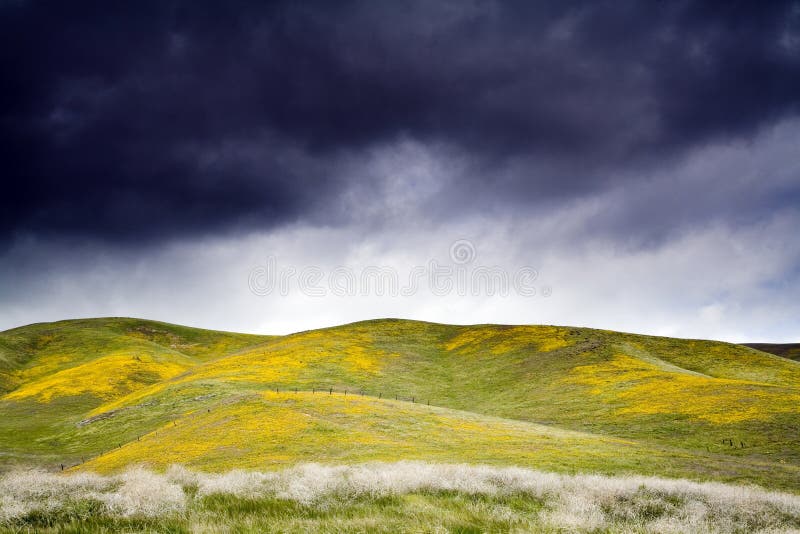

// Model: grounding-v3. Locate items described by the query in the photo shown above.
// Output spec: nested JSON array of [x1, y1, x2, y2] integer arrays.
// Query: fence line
[[269, 385, 426, 405]]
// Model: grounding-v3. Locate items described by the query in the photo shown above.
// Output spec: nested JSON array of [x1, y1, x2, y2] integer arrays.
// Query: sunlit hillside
[[1, 317, 799, 492]]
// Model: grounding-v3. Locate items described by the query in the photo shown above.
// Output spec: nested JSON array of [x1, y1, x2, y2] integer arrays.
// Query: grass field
[[1, 317, 799, 531], [2, 463, 800, 533]]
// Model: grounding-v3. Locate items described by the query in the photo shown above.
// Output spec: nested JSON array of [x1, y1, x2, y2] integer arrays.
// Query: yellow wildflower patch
[[564, 353, 800, 423], [189, 329, 393, 383], [3, 352, 191, 403], [444, 325, 572, 354]]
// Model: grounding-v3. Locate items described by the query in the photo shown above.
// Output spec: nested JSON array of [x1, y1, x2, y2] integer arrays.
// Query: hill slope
[[744, 342, 800, 362], [1, 318, 799, 491]]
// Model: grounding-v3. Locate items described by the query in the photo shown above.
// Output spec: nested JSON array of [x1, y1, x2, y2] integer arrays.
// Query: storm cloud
[[1, 1, 799, 340], [3, 0, 800, 242]]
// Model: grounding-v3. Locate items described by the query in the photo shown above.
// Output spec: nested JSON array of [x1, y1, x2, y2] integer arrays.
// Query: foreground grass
[[2, 462, 799, 533]]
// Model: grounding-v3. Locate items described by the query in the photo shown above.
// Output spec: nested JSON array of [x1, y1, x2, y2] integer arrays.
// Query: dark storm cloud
[[2, 0, 799, 243]]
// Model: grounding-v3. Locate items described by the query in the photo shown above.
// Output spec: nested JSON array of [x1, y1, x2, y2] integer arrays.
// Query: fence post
[[330, 388, 333, 395], [412, 397, 415, 403], [379, 392, 382, 399]]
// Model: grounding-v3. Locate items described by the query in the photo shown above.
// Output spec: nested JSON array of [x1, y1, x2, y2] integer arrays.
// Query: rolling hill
[[1, 317, 799, 492], [744, 343, 800, 362]]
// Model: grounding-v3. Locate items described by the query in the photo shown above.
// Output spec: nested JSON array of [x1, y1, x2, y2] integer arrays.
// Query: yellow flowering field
[[2, 317, 800, 491]]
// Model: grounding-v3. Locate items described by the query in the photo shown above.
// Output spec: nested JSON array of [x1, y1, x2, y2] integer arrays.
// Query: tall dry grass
[[2, 462, 799, 532]]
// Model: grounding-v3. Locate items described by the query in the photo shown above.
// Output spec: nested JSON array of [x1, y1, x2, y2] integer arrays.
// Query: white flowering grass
[[1, 462, 799, 532]]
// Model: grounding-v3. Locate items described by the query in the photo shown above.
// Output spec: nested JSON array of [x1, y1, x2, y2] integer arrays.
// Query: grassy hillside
[[0, 317, 265, 396], [1, 317, 799, 492], [0, 318, 266, 467], [744, 342, 800, 362]]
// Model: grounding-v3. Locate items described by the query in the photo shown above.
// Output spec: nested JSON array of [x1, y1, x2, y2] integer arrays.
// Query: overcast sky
[[2, 1, 799, 341]]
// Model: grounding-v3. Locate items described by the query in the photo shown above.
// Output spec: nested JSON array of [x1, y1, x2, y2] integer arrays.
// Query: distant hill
[[743, 343, 800, 362], [2, 317, 800, 491]]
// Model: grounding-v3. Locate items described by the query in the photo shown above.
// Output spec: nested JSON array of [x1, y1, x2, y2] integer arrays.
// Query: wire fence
[[274, 385, 429, 405]]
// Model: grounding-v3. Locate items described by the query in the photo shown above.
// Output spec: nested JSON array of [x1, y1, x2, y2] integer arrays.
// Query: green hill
[[1, 317, 799, 491], [744, 342, 800, 362]]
